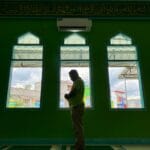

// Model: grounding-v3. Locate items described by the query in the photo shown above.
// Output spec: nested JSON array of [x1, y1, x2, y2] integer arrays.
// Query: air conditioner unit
[[57, 18, 92, 32]]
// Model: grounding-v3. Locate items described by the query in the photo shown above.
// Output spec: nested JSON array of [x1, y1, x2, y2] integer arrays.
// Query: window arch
[[59, 33, 92, 108], [107, 33, 144, 109], [64, 33, 86, 45], [6, 32, 43, 108]]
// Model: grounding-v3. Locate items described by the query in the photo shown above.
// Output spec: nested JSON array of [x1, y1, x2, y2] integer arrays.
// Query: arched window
[[59, 33, 92, 108], [107, 33, 144, 109], [6, 32, 43, 108]]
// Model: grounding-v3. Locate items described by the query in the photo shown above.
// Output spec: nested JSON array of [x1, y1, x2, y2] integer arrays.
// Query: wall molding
[[0, 1, 150, 17]]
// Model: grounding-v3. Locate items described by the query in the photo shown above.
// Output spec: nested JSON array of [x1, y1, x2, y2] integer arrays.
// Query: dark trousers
[[71, 103, 85, 150]]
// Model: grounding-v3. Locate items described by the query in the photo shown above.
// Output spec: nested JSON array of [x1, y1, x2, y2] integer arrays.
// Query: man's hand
[[64, 94, 69, 100]]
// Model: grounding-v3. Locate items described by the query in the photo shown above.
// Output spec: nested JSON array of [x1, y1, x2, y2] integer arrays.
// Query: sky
[[11, 68, 42, 89]]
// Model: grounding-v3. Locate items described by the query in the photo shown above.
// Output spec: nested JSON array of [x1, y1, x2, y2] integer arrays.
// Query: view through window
[[107, 33, 144, 109], [60, 33, 92, 108], [7, 32, 43, 108]]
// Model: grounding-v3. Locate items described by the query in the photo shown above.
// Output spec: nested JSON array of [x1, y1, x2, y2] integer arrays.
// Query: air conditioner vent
[[57, 18, 92, 32]]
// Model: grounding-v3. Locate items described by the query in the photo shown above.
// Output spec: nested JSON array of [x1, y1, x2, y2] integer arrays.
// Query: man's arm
[[64, 84, 77, 100]]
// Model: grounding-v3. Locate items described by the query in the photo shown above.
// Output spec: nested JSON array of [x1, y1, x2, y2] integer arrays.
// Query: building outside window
[[59, 33, 92, 108], [107, 33, 144, 109], [6, 32, 43, 108]]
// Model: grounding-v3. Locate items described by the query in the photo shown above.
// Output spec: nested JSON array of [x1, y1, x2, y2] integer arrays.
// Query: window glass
[[60, 62, 91, 108], [60, 46, 89, 60], [60, 34, 92, 108], [107, 33, 144, 109], [18, 32, 40, 44], [13, 45, 43, 59], [7, 32, 43, 108], [64, 33, 86, 45], [107, 46, 137, 60]]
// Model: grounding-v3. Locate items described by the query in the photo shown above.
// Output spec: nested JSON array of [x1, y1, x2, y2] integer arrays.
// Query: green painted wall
[[0, 19, 150, 144]]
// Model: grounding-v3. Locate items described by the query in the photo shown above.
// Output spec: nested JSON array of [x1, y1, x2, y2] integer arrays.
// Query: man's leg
[[71, 104, 84, 150]]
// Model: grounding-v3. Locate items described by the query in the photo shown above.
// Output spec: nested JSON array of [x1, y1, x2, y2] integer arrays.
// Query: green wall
[[0, 19, 150, 144]]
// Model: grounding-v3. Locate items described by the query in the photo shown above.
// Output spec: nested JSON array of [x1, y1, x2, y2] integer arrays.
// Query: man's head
[[69, 70, 79, 81]]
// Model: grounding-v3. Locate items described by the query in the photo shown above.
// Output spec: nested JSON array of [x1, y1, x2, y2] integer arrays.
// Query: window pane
[[60, 61, 91, 108], [107, 46, 137, 60], [12, 61, 42, 67], [18, 32, 40, 44], [13, 45, 43, 59], [61, 61, 89, 67], [110, 33, 132, 45], [7, 61, 42, 108], [108, 61, 144, 109], [61, 46, 89, 60], [64, 33, 86, 45]]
